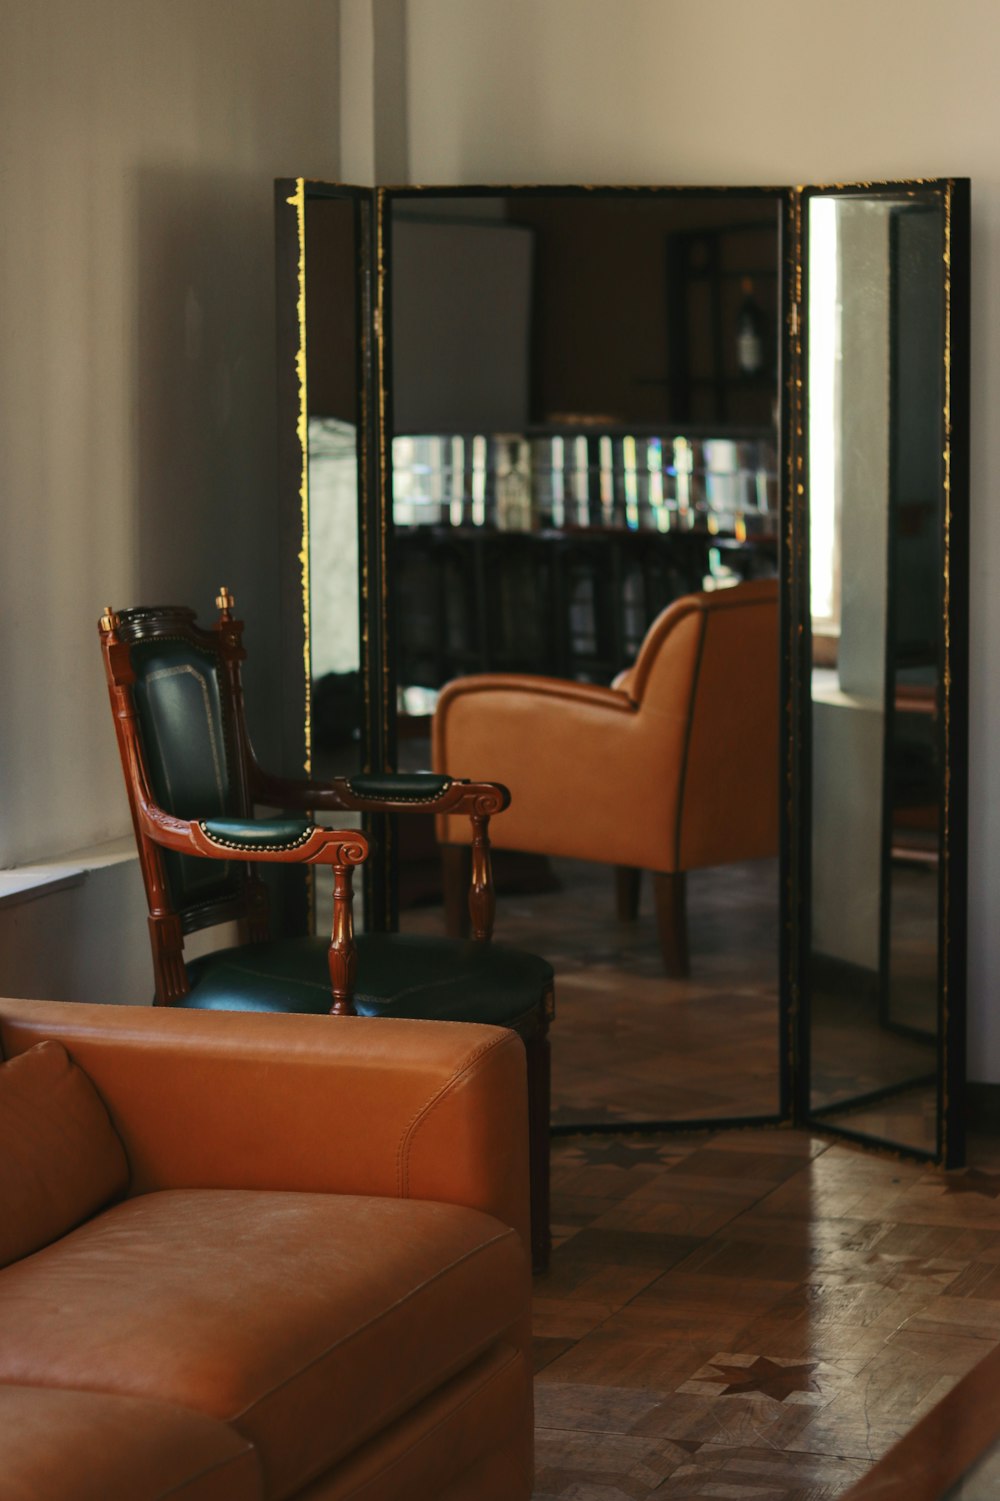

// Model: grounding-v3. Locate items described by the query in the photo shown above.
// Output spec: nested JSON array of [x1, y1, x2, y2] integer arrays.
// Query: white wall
[[0, 0, 338, 1002], [0, 860, 153, 1006], [401, 0, 999, 1081], [0, 0, 339, 871]]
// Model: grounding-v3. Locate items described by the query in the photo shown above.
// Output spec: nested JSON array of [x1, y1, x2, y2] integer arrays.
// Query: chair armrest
[[141, 804, 368, 870], [251, 766, 510, 818], [0, 1000, 530, 1248], [246, 770, 510, 941]]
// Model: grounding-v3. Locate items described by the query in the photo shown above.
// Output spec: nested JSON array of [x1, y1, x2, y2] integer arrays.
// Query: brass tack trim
[[198, 822, 316, 853]]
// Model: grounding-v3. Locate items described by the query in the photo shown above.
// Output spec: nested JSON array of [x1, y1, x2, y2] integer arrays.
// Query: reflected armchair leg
[[653, 870, 689, 978], [442, 844, 472, 939], [615, 866, 642, 922]]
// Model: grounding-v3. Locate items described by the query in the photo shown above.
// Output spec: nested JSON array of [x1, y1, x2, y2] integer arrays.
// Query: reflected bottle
[[736, 278, 766, 377]]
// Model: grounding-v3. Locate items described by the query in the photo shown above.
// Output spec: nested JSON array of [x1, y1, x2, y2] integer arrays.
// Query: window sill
[[0, 838, 137, 911]]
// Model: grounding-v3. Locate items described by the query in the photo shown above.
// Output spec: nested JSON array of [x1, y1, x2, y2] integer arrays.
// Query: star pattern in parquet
[[702, 1355, 821, 1401], [941, 1170, 1000, 1200], [531, 1128, 1000, 1500], [555, 1138, 686, 1170]]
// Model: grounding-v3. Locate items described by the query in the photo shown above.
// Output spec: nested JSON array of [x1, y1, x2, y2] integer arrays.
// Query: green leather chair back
[[129, 639, 242, 912]]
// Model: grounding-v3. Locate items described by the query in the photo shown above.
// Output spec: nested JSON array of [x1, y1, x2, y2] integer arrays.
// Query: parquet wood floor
[[397, 836, 979, 1492], [532, 1129, 1000, 1499]]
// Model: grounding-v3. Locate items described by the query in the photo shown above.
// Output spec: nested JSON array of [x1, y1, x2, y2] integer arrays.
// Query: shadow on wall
[[132, 163, 283, 769]]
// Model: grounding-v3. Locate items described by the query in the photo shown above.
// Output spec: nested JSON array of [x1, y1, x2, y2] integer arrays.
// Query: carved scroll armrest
[[138, 804, 367, 1015], [334, 773, 511, 818], [243, 770, 508, 943], [339, 775, 508, 942], [138, 804, 368, 870], [249, 766, 510, 819]]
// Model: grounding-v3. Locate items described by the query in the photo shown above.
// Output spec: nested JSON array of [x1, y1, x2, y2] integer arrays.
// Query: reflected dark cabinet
[[666, 218, 779, 424], [275, 176, 969, 1166], [393, 521, 774, 692]]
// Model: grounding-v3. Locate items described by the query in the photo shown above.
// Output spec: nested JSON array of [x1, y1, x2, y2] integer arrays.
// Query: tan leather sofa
[[433, 578, 779, 975], [0, 999, 533, 1500]]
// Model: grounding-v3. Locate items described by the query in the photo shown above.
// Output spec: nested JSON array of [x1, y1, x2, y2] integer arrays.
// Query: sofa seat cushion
[[0, 1188, 527, 1501], [0, 1039, 128, 1268], [0, 1383, 260, 1501], [185, 934, 553, 1027]]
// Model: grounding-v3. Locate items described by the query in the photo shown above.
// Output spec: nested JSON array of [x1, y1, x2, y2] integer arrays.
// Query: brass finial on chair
[[216, 586, 235, 620], [99, 604, 120, 634]]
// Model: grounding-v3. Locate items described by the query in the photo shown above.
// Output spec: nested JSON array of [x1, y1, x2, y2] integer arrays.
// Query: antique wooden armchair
[[99, 590, 553, 1269]]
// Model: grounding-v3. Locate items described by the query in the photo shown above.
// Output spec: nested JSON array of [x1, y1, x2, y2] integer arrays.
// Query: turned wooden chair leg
[[327, 862, 358, 1015], [523, 997, 553, 1274], [615, 866, 641, 922], [441, 844, 472, 938], [652, 870, 690, 978]]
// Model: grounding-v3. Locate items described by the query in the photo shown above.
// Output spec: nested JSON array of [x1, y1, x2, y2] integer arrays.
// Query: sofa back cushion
[[0, 1040, 129, 1267]]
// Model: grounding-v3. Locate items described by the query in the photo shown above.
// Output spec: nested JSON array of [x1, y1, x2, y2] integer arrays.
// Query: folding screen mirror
[[275, 176, 968, 1159], [796, 179, 969, 1164]]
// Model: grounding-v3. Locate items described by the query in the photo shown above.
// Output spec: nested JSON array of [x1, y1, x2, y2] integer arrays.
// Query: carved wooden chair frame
[[99, 588, 509, 1016]]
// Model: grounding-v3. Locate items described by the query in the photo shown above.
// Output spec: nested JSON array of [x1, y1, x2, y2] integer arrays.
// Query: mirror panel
[[382, 188, 787, 1131], [803, 182, 967, 1159], [303, 192, 365, 779]]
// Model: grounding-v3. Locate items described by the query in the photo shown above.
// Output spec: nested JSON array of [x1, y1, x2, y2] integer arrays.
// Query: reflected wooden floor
[[403, 854, 782, 1125], [532, 1127, 1000, 1499], [404, 848, 937, 1146]]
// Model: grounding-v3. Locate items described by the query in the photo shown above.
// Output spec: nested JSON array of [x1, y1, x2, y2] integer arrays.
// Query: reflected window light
[[809, 199, 840, 629], [471, 434, 487, 526], [623, 435, 639, 529], [572, 435, 590, 525], [429, 437, 444, 510], [599, 435, 614, 517], [551, 435, 565, 529], [449, 435, 465, 527], [674, 436, 692, 512], [308, 417, 361, 677]]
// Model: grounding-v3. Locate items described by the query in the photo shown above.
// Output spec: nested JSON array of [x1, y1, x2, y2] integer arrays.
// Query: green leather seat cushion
[[346, 773, 452, 802], [200, 817, 312, 848], [183, 934, 552, 1026]]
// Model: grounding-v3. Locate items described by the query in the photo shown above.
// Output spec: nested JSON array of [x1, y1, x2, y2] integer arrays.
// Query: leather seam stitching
[[156, 1444, 258, 1499], [395, 1029, 518, 1198], [332, 1346, 523, 1501]]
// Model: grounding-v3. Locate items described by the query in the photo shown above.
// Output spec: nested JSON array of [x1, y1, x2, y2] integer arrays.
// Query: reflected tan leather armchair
[[0, 999, 533, 1499], [434, 578, 779, 976]]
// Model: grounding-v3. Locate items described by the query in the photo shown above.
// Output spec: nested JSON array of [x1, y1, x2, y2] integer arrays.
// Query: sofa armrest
[[0, 1000, 530, 1249]]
